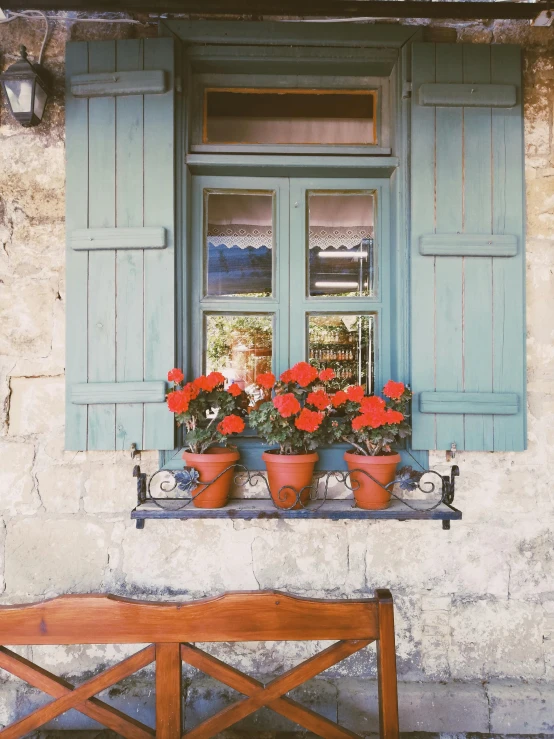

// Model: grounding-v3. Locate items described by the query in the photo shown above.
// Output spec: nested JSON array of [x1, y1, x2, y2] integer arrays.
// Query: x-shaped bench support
[[0, 645, 155, 739], [181, 639, 373, 738], [0, 639, 372, 739]]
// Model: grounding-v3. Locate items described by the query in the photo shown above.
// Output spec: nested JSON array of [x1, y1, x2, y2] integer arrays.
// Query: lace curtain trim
[[207, 224, 373, 249]]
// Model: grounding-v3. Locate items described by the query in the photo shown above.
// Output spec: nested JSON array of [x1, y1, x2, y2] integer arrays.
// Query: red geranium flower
[[307, 389, 331, 411], [386, 409, 404, 424], [280, 369, 294, 383], [352, 407, 389, 431], [182, 382, 199, 401], [273, 393, 301, 418], [194, 372, 226, 392], [167, 390, 190, 414], [291, 361, 319, 387], [227, 383, 242, 397], [360, 395, 386, 413], [167, 368, 184, 384], [256, 372, 276, 389], [383, 380, 406, 399], [346, 385, 365, 403], [294, 408, 324, 432], [217, 414, 245, 435], [319, 368, 335, 382], [331, 390, 348, 408]]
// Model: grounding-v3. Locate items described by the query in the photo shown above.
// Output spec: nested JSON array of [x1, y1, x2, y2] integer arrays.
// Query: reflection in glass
[[307, 192, 374, 298], [205, 191, 273, 298], [308, 314, 374, 393], [205, 314, 273, 398], [205, 88, 376, 146]]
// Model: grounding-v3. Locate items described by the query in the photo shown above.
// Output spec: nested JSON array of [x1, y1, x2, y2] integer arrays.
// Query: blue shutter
[[411, 43, 526, 451], [65, 39, 176, 451]]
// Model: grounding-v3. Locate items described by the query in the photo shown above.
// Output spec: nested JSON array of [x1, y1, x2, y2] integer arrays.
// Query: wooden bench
[[0, 589, 399, 738]]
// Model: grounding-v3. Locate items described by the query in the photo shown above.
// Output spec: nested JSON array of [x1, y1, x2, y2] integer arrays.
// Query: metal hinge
[[402, 82, 412, 100], [175, 76, 183, 94]]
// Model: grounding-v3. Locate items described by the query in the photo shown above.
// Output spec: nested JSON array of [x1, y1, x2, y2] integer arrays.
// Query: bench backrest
[[0, 589, 399, 739]]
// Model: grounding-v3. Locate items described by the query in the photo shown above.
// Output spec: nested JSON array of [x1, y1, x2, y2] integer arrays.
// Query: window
[[191, 177, 390, 399], [204, 88, 377, 146]]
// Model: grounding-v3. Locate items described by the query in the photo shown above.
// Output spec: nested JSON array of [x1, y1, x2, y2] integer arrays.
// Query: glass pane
[[205, 88, 376, 146], [4, 79, 33, 113], [308, 314, 375, 393], [308, 191, 375, 297], [205, 314, 273, 397], [205, 191, 274, 298], [33, 83, 47, 119]]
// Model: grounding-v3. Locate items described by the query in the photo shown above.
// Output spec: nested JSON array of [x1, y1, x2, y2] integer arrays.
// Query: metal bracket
[[441, 465, 459, 529], [446, 442, 457, 461]]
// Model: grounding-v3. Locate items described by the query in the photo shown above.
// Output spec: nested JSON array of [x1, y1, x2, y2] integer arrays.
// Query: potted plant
[[329, 380, 412, 510], [166, 368, 247, 508], [249, 363, 336, 509]]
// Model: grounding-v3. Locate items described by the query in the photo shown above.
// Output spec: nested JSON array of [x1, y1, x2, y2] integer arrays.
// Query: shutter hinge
[[402, 82, 412, 100], [175, 76, 183, 94]]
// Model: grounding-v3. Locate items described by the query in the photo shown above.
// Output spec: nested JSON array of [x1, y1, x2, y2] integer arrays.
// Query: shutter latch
[[446, 442, 457, 461]]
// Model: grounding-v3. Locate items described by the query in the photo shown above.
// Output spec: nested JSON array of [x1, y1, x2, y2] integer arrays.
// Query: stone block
[[251, 520, 350, 592], [8, 377, 64, 437], [120, 519, 258, 595], [0, 283, 56, 359], [83, 462, 136, 514], [449, 599, 545, 679], [36, 465, 83, 514], [364, 522, 509, 598], [0, 441, 40, 515], [337, 679, 488, 733], [4, 518, 110, 597], [185, 676, 336, 732], [0, 684, 18, 729], [488, 680, 554, 733], [508, 527, 554, 597]]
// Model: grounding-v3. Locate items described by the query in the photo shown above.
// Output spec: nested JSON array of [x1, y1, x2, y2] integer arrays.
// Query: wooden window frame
[[159, 21, 427, 471]]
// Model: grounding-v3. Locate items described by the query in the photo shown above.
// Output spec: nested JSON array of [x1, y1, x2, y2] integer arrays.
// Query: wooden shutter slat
[[419, 234, 517, 257], [143, 39, 175, 451], [115, 39, 147, 452], [410, 43, 436, 451], [87, 41, 117, 450], [65, 38, 176, 452], [410, 42, 525, 452], [65, 43, 89, 452], [71, 69, 166, 97], [491, 45, 526, 451], [70, 227, 166, 250], [71, 382, 166, 405], [419, 392, 518, 415], [462, 44, 495, 450], [434, 43, 464, 450], [418, 82, 516, 107]]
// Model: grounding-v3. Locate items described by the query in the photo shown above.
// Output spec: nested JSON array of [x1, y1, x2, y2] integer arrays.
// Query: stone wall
[[0, 13, 553, 736]]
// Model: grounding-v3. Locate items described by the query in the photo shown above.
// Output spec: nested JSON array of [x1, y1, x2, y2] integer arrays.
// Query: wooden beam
[[1, 1, 551, 20]]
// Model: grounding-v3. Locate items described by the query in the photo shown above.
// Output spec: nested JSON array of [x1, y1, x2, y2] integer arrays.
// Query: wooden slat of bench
[[0, 591, 378, 644]]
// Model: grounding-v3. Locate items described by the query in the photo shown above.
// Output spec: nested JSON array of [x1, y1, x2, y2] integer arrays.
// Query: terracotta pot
[[182, 447, 240, 508], [262, 451, 319, 510], [344, 451, 401, 510]]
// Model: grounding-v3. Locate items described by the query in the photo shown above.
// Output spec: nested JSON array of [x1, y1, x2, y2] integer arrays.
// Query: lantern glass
[[34, 82, 48, 119], [4, 78, 34, 114]]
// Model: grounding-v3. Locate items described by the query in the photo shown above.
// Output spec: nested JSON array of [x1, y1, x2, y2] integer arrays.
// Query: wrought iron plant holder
[[131, 460, 461, 530]]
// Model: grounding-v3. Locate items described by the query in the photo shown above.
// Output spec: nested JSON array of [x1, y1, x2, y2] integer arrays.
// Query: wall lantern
[[0, 45, 49, 127]]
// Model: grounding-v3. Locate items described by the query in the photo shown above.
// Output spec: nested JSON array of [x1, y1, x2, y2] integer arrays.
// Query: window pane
[[308, 192, 375, 297], [205, 314, 273, 395], [308, 314, 375, 393], [205, 88, 376, 146], [205, 191, 274, 298]]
